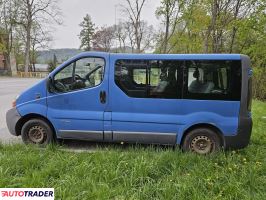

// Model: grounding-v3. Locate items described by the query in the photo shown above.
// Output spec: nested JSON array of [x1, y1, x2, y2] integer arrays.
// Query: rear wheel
[[21, 119, 54, 146], [182, 128, 221, 154]]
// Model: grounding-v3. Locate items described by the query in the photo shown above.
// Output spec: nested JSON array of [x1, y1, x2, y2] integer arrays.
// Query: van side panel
[[16, 79, 48, 118], [109, 55, 241, 145], [175, 100, 240, 144], [109, 92, 240, 145]]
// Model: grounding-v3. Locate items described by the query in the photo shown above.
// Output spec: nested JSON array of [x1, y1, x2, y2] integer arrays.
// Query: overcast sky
[[52, 0, 161, 49]]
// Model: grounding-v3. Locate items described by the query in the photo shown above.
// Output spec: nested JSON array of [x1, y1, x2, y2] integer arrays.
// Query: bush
[[252, 67, 266, 101], [47, 61, 57, 72]]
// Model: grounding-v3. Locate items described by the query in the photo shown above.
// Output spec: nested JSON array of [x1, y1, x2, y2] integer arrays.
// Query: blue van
[[6, 52, 252, 154]]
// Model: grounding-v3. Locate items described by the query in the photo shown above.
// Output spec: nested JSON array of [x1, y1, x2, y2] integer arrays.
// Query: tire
[[21, 119, 55, 146], [182, 128, 221, 154]]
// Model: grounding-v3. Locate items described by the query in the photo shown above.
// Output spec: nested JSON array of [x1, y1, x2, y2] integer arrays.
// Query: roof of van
[[76, 52, 243, 60]]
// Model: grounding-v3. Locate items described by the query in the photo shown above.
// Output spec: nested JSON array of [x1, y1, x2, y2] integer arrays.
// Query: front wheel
[[182, 128, 222, 154], [21, 119, 55, 146]]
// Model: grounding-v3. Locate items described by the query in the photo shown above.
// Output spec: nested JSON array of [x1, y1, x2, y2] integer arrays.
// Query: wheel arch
[[15, 113, 56, 138], [180, 123, 225, 147]]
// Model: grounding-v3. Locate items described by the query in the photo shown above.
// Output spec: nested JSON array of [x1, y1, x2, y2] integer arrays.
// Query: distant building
[[17, 63, 49, 72], [34, 64, 49, 72], [0, 53, 17, 75], [0, 53, 10, 75]]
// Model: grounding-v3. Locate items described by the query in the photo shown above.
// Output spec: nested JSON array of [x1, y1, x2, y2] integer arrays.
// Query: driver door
[[47, 56, 108, 141]]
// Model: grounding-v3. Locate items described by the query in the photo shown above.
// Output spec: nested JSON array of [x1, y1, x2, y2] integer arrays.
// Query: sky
[[52, 0, 161, 49]]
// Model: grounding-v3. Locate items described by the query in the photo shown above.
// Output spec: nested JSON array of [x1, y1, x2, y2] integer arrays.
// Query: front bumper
[[224, 117, 253, 150], [6, 108, 22, 136]]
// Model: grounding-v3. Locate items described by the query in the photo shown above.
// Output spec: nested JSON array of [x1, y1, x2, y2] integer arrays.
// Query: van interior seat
[[189, 80, 214, 93], [152, 72, 169, 93], [188, 68, 214, 93]]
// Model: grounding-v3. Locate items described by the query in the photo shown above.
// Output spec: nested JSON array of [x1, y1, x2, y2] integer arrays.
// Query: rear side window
[[115, 60, 183, 99], [184, 60, 241, 100]]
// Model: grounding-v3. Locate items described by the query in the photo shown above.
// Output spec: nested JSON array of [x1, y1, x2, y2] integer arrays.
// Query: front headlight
[[12, 95, 20, 108]]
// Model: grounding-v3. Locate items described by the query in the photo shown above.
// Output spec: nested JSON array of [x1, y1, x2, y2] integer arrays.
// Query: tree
[[0, 0, 20, 71], [30, 22, 52, 71], [16, 20, 52, 71], [123, 21, 136, 52], [138, 21, 155, 52], [156, 0, 184, 53], [114, 22, 128, 52], [156, 0, 266, 54], [121, 0, 148, 53], [195, 0, 260, 53], [18, 0, 61, 72], [79, 14, 95, 51], [47, 54, 57, 72], [92, 26, 116, 52], [12, 37, 24, 70]]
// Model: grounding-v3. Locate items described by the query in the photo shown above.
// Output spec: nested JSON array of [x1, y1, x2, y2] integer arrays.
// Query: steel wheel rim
[[28, 125, 46, 144], [190, 135, 214, 154]]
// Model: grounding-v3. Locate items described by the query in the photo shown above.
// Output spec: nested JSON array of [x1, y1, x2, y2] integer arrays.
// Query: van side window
[[53, 57, 105, 93], [185, 60, 241, 100], [133, 68, 146, 85], [115, 60, 182, 99]]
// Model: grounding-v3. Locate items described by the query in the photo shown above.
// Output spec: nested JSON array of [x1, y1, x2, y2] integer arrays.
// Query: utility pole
[[115, 4, 118, 53]]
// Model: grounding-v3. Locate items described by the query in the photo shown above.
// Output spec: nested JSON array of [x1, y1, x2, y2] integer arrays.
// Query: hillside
[[36, 47, 136, 64], [36, 48, 82, 64]]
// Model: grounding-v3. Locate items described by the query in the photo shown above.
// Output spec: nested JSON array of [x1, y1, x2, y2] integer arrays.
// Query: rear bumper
[[224, 117, 252, 150], [6, 108, 21, 136]]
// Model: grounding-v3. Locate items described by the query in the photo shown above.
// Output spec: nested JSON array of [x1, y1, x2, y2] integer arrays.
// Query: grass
[[0, 101, 266, 200]]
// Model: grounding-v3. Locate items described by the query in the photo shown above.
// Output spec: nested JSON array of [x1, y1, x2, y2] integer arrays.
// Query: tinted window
[[52, 57, 105, 93], [115, 60, 182, 99], [133, 68, 146, 85], [185, 60, 241, 100]]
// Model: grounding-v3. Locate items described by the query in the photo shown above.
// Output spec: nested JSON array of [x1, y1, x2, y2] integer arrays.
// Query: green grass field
[[0, 101, 265, 200]]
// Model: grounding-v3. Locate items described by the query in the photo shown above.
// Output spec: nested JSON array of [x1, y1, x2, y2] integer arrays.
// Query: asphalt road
[[0, 77, 40, 144]]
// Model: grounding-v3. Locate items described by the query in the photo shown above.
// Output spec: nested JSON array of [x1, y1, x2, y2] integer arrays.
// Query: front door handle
[[100, 91, 106, 104]]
